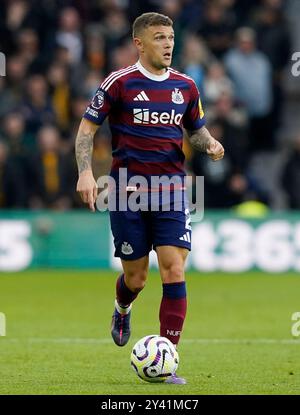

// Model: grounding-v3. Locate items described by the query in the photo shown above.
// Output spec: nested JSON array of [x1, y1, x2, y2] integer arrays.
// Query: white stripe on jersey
[[169, 68, 193, 81], [100, 64, 136, 89], [103, 66, 138, 92], [101, 65, 137, 91]]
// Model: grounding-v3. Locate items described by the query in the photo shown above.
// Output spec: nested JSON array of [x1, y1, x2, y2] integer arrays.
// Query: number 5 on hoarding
[[0, 312, 6, 336]]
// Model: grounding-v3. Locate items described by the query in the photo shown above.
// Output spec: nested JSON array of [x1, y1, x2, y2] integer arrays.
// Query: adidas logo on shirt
[[133, 91, 150, 101], [179, 232, 191, 243]]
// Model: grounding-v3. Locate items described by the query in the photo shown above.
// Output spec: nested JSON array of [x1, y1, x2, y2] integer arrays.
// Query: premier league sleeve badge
[[91, 89, 105, 109]]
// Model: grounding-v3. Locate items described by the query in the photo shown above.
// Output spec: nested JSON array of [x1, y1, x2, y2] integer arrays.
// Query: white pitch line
[[1, 338, 300, 345]]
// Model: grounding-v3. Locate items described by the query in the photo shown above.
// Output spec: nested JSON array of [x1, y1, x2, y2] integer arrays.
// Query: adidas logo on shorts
[[179, 232, 191, 243]]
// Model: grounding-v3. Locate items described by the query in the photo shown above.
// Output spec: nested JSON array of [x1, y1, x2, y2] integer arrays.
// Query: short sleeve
[[182, 81, 206, 130], [83, 77, 120, 125]]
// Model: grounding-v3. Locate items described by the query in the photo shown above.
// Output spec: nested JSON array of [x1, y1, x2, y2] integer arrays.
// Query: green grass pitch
[[0, 270, 300, 395]]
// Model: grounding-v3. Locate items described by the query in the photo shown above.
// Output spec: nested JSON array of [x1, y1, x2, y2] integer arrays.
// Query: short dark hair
[[132, 12, 173, 38]]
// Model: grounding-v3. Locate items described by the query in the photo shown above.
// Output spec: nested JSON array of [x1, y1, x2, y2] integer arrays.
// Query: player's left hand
[[206, 139, 225, 161]]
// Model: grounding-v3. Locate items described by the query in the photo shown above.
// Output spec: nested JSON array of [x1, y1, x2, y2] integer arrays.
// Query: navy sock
[[116, 274, 139, 307]]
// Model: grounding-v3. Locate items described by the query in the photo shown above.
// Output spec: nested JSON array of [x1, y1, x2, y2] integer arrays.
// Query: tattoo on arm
[[186, 126, 214, 152], [75, 129, 94, 174]]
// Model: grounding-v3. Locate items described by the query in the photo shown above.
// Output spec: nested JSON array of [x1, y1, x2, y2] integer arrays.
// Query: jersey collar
[[136, 60, 170, 82]]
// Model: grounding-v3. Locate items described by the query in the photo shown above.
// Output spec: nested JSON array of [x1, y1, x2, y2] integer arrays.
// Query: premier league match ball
[[130, 335, 179, 383]]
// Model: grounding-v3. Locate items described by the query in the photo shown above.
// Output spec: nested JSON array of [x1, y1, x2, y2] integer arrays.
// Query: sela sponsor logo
[[121, 242, 133, 255], [172, 88, 184, 104], [133, 108, 183, 125]]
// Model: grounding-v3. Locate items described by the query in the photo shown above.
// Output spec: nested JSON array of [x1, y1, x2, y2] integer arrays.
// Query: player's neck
[[138, 58, 167, 76]]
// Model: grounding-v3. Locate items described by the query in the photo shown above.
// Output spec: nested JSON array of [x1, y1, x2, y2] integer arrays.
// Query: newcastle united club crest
[[172, 88, 184, 104]]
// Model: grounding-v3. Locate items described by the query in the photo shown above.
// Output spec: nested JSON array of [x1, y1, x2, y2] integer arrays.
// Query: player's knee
[[132, 280, 146, 293], [162, 263, 184, 283], [129, 280, 146, 293], [125, 271, 147, 293]]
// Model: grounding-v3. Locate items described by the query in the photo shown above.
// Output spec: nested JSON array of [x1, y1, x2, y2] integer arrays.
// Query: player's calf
[[159, 281, 187, 345], [111, 273, 144, 347]]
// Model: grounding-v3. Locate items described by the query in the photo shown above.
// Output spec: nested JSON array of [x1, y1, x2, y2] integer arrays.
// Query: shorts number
[[185, 209, 191, 231]]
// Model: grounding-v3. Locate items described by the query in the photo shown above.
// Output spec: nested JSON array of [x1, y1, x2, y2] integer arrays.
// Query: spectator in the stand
[[4, 0, 30, 33], [254, 6, 290, 72], [71, 96, 89, 122], [176, 0, 204, 32], [191, 119, 248, 208], [84, 26, 106, 72], [110, 40, 138, 71], [0, 55, 27, 117], [1, 111, 33, 153], [159, 0, 184, 66], [253, 5, 291, 132], [81, 69, 104, 101], [197, 0, 236, 59], [281, 135, 300, 210], [180, 34, 209, 91], [230, 0, 261, 25], [262, 0, 285, 10], [56, 7, 83, 66], [0, 77, 16, 119], [21, 74, 56, 135], [224, 27, 274, 152], [47, 63, 71, 132], [101, 9, 131, 70], [92, 132, 113, 180], [16, 28, 46, 73], [0, 140, 27, 207], [203, 62, 234, 104], [206, 92, 248, 167], [27, 125, 76, 210], [53, 45, 73, 67], [6, 55, 28, 92]]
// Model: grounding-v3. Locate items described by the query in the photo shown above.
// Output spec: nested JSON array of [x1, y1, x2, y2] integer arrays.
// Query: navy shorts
[[109, 205, 192, 260]]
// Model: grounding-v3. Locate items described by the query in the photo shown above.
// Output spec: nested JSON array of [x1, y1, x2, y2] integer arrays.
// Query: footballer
[[75, 12, 224, 384]]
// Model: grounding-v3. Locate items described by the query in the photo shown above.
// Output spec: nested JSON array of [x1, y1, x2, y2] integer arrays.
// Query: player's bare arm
[[186, 126, 225, 161], [75, 118, 98, 211]]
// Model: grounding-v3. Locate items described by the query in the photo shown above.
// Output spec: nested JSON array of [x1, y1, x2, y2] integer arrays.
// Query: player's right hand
[[206, 138, 224, 161], [76, 170, 98, 212]]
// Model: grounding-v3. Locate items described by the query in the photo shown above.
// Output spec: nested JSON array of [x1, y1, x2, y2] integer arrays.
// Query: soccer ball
[[130, 335, 179, 383]]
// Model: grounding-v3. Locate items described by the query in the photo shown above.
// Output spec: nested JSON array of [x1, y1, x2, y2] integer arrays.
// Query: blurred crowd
[[0, 0, 298, 210]]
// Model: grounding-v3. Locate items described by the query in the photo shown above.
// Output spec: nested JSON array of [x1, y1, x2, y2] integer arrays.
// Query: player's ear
[[133, 37, 144, 53]]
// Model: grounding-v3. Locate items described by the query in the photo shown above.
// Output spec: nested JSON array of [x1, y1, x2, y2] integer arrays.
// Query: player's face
[[137, 25, 175, 71]]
